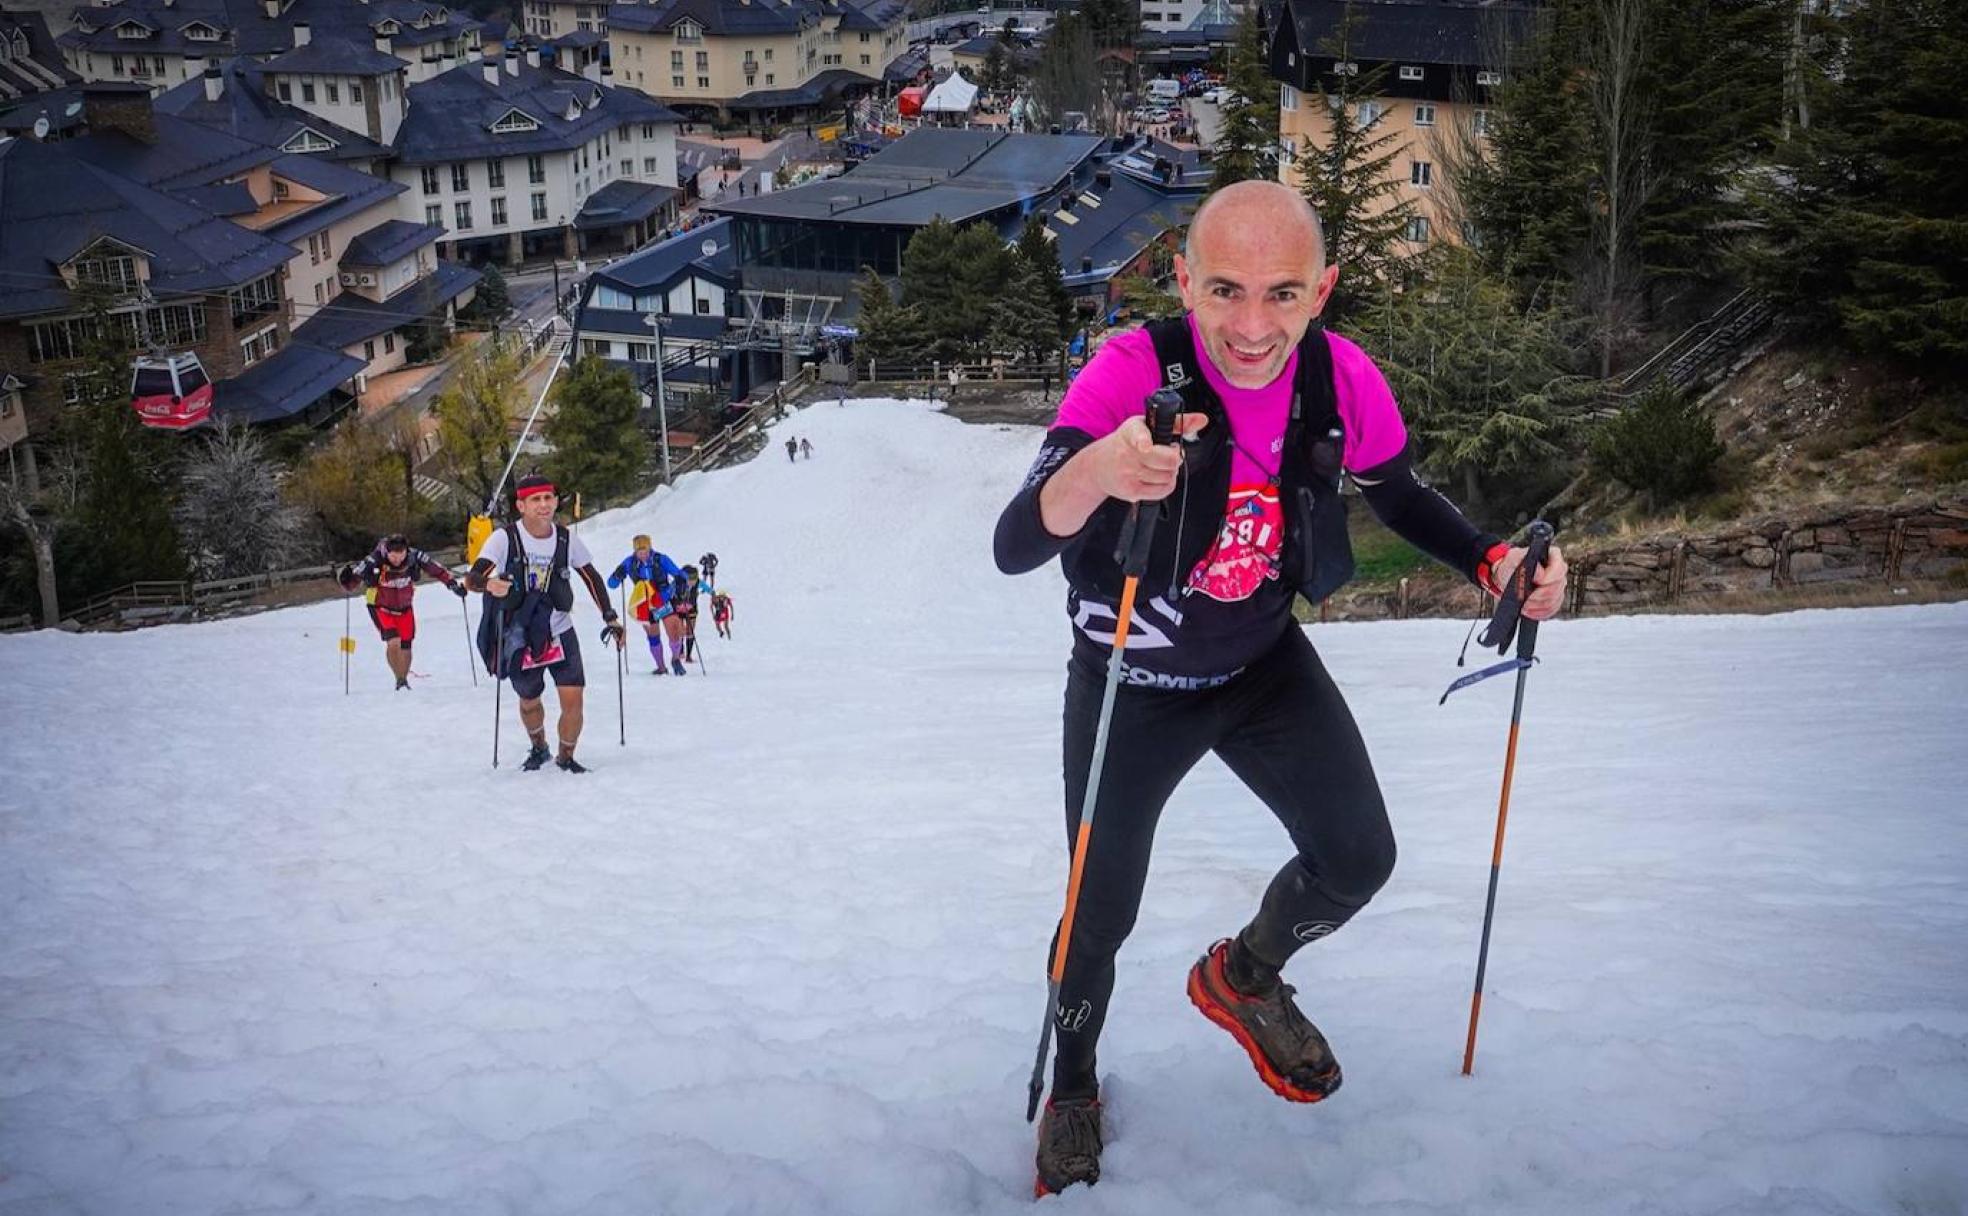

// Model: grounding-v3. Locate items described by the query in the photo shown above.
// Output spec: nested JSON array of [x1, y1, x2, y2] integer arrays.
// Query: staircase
[[1616, 290, 1777, 401]]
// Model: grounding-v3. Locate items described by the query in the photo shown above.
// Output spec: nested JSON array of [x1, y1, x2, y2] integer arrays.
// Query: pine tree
[[1458, 0, 1594, 298], [1210, 6, 1281, 189], [854, 268, 931, 367], [1014, 214, 1073, 345], [1295, 7, 1416, 323], [1750, 0, 1968, 364], [470, 263, 513, 322], [989, 259, 1064, 361], [1345, 247, 1590, 517], [1030, 13, 1100, 131], [544, 357, 647, 504]]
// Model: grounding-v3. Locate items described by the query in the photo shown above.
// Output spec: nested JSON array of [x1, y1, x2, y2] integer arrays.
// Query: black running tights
[[1048, 626, 1396, 1097]]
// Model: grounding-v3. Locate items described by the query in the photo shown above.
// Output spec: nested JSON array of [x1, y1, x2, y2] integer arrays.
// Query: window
[[308, 233, 322, 265], [313, 281, 325, 305], [422, 165, 440, 194], [71, 253, 139, 291], [1476, 70, 1500, 86], [527, 154, 545, 184], [278, 77, 292, 101], [1399, 65, 1423, 81], [1472, 109, 1491, 136], [384, 332, 395, 353], [451, 162, 469, 192], [240, 326, 279, 366], [351, 80, 363, 102], [696, 298, 711, 314], [696, 75, 708, 88], [672, 74, 684, 88], [492, 109, 538, 132], [1280, 83, 1297, 111], [490, 196, 507, 225], [744, 50, 755, 65], [1356, 99, 1382, 127], [1405, 216, 1430, 243], [621, 159, 632, 176], [487, 157, 505, 187], [644, 156, 659, 174], [1414, 103, 1435, 126], [1410, 161, 1432, 187], [455, 200, 473, 228], [670, 49, 682, 69], [325, 80, 339, 103], [301, 79, 315, 102], [532, 191, 548, 221], [860, 31, 869, 42], [425, 203, 442, 225], [642, 122, 656, 138], [859, 54, 869, 65], [675, 18, 701, 42], [1331, 60, 1358, 76], [765, 73, 774, 84], [745, 74, 755, 87], [763, 48, 772, 61], [364, 339, 376, 360], [694, 50, 707, 70]]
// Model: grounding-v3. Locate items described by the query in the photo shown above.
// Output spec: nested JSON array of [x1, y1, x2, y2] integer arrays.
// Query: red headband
[[515, 481, 556, 501]]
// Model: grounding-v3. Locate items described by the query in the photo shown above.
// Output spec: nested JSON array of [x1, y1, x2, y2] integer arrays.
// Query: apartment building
[[1269, 0, 1530, 249]]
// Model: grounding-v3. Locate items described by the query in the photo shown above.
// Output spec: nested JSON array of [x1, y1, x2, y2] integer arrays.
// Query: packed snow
[[3, 397, 1965, 1216]]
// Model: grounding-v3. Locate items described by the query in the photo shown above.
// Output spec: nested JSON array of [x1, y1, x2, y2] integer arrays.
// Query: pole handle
[[1115, 388, 1185, 575]]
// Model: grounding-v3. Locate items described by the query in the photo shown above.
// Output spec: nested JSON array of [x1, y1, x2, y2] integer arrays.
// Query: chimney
[[483, 56, 499, 85], [505, 47, 519, 76], [525, 45, 540, 69], [1094, 168, 1112, 188], [202, 63, 223, 102], [292, 20, 310, 46], [185, 52, 205, 77], [1080, 256, 1093, 273], [262, 0, 278, 17], [375, 33, 392, 55], [82, 81, 157, 144]]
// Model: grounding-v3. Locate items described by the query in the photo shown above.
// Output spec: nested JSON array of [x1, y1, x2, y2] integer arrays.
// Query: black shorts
[[509, 628, 584, 699]]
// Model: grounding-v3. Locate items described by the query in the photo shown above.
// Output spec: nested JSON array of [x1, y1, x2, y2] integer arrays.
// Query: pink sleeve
[[1050, 328, 1163, 440], [1326, 330, 1408, 473]]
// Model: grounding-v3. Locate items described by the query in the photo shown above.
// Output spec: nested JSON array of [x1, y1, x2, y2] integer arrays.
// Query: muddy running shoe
[[519, 741, 552, 771], [1186, 938, 1342, 1103], [1033, 1093, 1102, 1198]]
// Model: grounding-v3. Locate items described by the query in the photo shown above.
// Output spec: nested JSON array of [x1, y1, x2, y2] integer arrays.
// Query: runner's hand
[[450, 581, 468, 599], [1091, 412, 1209, 503], [486, 574, 513, 598], [1489, 543, 1569, 621]]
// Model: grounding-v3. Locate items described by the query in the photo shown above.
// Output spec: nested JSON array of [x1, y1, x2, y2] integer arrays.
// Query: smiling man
[[994, 180, 1567, 1195]]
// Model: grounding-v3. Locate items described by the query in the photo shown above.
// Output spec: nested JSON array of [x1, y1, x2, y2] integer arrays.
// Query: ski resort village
[[0, 0, 1963, 1211]]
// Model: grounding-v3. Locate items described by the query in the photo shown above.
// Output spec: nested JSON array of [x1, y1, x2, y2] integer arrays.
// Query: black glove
[[450, 581, 469, 599], [337, 563, 357, 589]]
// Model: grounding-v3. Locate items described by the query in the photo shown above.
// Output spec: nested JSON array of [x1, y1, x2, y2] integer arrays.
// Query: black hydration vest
[[476, 523, 574, 674], [1061, 319, 1356, 608]]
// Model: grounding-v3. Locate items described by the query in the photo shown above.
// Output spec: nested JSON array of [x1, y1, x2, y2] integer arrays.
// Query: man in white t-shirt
[[467, 474, 626, 772]]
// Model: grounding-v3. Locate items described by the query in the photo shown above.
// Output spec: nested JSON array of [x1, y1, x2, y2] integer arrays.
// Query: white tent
[[921, 72, 979, 115]]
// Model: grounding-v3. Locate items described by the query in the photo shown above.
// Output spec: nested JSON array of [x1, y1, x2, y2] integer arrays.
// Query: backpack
[[1140, 317, 1356, 605]]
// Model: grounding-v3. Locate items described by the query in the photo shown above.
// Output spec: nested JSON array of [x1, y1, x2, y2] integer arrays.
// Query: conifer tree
[[1210, 7, 1281, 189], [544, 357, 647, 503]]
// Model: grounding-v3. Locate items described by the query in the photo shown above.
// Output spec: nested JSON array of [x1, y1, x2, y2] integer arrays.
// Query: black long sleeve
[[1352, 443, 1503, 585], [994, 429, 1094, 575]]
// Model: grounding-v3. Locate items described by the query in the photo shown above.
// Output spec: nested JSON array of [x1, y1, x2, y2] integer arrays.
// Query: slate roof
[[211, 341, 364, 423], [64, 106, 274, 192], [589, 216, 735, 291], [574, 178, 680, 231], [1278, 0, 1532, 68], [261, 38, 408, 77], [0, 85, 88, 137], [707, 128, 1103, 228], [60, 0, 479, 61], [259, 152, 405, 244], [0, 9, 80, 100], [152, 59, 392, 165], [1048, 171, 1198, 288], [0, 134, 294, 320], [727, 66, 867, 111], [393, 59, 679, 165], [290, 259, 478, 352], [339, 219, 440, 268]]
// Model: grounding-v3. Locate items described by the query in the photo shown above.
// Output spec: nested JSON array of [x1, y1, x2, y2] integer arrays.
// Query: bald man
[[995, 180, 1566, 1194]]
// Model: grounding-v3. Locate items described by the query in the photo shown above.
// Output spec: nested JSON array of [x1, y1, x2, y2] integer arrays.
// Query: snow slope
[[2, 397, 1966, 1216]]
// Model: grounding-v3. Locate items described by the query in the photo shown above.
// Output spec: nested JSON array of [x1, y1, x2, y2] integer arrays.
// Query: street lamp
[[643, 310, 672, 482]]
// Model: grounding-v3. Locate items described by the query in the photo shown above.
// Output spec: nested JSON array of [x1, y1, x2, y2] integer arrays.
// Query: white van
[[1146, 78, 1182, 102]]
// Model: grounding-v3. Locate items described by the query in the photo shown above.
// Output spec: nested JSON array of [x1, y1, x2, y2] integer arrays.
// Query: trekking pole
[[617, 581, 628, 746], [690, 619, 707, 674], [491, 601, 505, 769], [461, 590, 478, 689], [1024, 387, 1182, 1123], [341, 594, 352, 696], [1457, 520, 1555, 1077]]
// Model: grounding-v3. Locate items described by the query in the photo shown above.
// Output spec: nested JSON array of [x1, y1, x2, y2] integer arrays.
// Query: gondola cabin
[[130, 352, 212, 429]]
